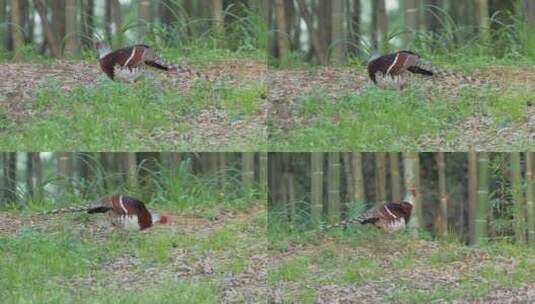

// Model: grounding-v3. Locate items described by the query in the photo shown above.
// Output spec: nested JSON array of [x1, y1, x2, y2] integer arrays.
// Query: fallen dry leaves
[[1, 206, 267, 303], [0, 58, 267, 149], [267, 236, 535, 303], [268, 66, 535, 150]]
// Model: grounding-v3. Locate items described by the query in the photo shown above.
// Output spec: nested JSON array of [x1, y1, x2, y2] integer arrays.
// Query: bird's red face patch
[[158, 215, 170, 224], [94, 41, 105, 50]]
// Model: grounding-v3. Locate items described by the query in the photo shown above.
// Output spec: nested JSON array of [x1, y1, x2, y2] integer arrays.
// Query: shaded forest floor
[[268, 64, 535, 151], [268, 229, 535, 303], [0, 57, 266, 151], [0, 204, 267, 303]]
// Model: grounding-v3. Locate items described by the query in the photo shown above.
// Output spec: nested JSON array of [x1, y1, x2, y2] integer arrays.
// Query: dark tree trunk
[[105, 0, 112, 42], [26, 152, 34, 199], [34, 0, 61, 57], [159, 0, 177, 26], [318, 0, 332, 56], [80, 0, 94, 48], [425, 0, 443, 33], [50, 0, 65, 47], [4, 153, 18, 204], [112, 0, 123, 44], [371, 0, 378, 51], [0, 0, 6, 49], [296, 0, 328, 64], [348, 0, 361, 56]]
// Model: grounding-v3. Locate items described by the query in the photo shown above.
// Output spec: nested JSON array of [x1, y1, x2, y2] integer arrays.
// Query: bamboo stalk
[[328, 152, 340, 224], [526, 153, 535, 243], [468, 151, 478, 245], [511, 152, 526, 244], [390, 152, 401, 203], [475, 152, 489, 244], [311, 152, 324, 226], [403, 152, 420, 238], [436, 152, 448, 237]]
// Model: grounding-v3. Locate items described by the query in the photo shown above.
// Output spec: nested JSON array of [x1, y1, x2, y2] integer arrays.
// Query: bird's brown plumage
[[43, 195, 168, 231], [367, 51, 434, 88], [321, 190, 416, 233], [367, 50, 481, 90], [95, 41, 208, 81]]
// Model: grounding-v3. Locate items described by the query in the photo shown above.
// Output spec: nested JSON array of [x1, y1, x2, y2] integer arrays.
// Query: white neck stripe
[[386, 53, 400, 75], [383, 205, 398, 219], [124, 47, 137, 67], [118, 195, 128, 215]]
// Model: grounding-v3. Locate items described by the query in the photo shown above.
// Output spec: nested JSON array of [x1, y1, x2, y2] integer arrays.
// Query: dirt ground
[[2, 61, 533, 150], [3, 209, 534, 303], [267, 236, 535, 303], [268, 66, 535, 150], [0, 58, 267, 149], [0, 207, 267, 303]]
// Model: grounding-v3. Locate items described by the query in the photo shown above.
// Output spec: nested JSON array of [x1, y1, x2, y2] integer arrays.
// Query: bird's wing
[[404, 54, 435, 76], [401, 53, 420, 71], [86, 197, 114, 214], [356, 205, 382, 223]]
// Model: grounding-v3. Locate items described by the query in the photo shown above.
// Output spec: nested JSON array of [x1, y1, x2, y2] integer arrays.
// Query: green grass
[[87, 282, 219, 304], [0, 74, 265, 151], [267, 225, 535, 303], [1, 204, 264, 303], [12, 153, 262, 221], [341, 258, 383, 284], [160, 46, 265, 64], [392, 252, 418, 269], [269, 84, 535, 151], [268, 256, 310, 283], [426, 246, 471, 266], [201, 224, 240, 251], [389, 281, 491, 303], [0, 229, 219, 303]]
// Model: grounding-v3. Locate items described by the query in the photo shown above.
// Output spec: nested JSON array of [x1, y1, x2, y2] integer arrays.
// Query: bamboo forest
[[267, 0, 535, 151], [1, 0, 535, 303], [0, 0, 267, 151], [269, 152, 535, 243], [268, 152, 535, 302], [0, 152, 267, 303]]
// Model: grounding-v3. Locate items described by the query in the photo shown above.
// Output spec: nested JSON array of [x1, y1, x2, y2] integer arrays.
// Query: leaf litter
[[0, 58, 267, 149], [267, 235, 535, 303], [0, 205, 268, 303], [268, 66, 535, 150]]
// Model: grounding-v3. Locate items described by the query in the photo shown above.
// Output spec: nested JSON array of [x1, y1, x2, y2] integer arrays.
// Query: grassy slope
[[0, 203, 266, 304], [0, 49, 266, 151], [268, 57, 535, 151], [268, 226, 535, 303]]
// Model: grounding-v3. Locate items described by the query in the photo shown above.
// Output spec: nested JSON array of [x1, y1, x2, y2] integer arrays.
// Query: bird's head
[[151, 213, 170, 225], [94, 40, 111, 59], [403, 190, 417, 206]]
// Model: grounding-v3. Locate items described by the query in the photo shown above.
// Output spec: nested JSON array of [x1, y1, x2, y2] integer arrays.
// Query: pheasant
[[367, 50, 474, 90], [321, 190, 416, 233], [43, 195, 169, 231], [95, 41, 208, 82]]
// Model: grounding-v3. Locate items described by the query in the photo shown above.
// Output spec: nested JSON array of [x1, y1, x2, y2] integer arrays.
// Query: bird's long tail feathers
[[410, 60, 435, 76], [168, 64, 210, 80], [320, 217, 364, 232], [414, 60, 484, 84], [143, 50, 209, 80], [41, 203, 110, 215], [434, 69, 478, 83]]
